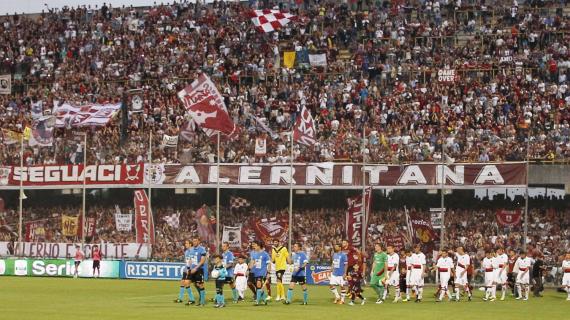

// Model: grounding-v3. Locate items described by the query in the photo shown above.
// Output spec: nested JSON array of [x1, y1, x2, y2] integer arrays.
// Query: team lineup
[[165, 237, 570, 308]]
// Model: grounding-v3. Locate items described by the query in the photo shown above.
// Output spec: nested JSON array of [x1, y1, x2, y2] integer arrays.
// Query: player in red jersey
[[342, 240, 366, 275], [92, 245, 102, 278], [73, 244, 84, 279]]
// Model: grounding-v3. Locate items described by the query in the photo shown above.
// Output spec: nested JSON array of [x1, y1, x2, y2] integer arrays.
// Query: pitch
[[1, 277, 567, 320]]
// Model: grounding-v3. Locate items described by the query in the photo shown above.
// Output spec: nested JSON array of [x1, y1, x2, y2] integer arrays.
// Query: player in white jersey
[[383, 245, 401, 303], [494, 248, 509, 300], [403, 249, 413, 301], [409, 244, 426, 302], [514, 251, 532, 301], [562, 253, 570, 301], [435, 249, 454, 302], [482, 250, 496, 301], [454, 246, 472, 301]]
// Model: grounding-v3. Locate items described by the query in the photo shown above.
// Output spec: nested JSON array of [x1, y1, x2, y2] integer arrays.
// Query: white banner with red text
[[0, 242, 150, 259]]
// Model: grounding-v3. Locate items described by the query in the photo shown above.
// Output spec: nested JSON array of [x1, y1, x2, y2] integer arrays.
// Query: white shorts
[[387, 271, 399, 287], [409, 270, 424, 286], [455, 268, 468, 286], [484, 272, 495, 287], [329, 275, 346, 286], [562, 274, 570, 287], [405, 269, 411, 286], [439, 272, 451, 287], [495, 270, 507, 284], [516, 271, 529, 285]]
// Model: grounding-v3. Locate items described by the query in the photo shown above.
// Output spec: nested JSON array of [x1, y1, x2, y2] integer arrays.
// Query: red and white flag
[[230, 196, 251, 209], [53, 103, 121, 128], [293, 105, 317, 146], [345, 188, 372, 248], [177, 74, 238, 137], [248, 9, 297, 33], [134, 189, 154, 244], [496, 209, 522, 227]]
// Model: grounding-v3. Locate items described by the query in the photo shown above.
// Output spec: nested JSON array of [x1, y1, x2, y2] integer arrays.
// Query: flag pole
[[523, 125, 530, 251], [361, 127, 367, 253], [81, 133, 87, 246], [18, 134, 24, 250], [148, 130, 153, 258], [288, 133, 293, 252], [440, 148, 445, 250], [216, 131, 221, 254]]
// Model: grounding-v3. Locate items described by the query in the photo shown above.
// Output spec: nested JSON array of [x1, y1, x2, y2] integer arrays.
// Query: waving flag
[[230, 196, 251, 209], [29, 115, 56, 147], [345, 188, 372, 248], [293, 105, 317, 146], [53, 103, 121, 128], [163, 212, 181, 229], [178, 74, 238, 137], [249, 9, 297, 33]]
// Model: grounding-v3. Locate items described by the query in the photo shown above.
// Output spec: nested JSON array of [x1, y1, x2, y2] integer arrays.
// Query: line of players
[[174, 237, 570, 307]]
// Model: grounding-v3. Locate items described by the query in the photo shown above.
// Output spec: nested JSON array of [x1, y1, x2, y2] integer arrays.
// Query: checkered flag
[[163, 212, 180, 229], [230, 196, 251, 209], [248, 9, 297, 33]]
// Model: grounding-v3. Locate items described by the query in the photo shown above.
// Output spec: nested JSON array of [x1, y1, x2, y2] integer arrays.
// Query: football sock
[[417, 287, 423, 299], [198, 288, 206, 305], [501, 286, 506, 299], [330, 287, 340, 299], [256, 289, 262, 303], [382, 287, 388, 300], [277, 283, 284, 299], [395, 288, 401, 299], [439, 287, 445, 300], [303, 289, 308, 303], [186, 287, 194, 301], [340, 289, 346, 302], [287, 288, 293, 302], [406, 287, 410, 299], [178, 286, 185, 300], [516, 284, 522, 298], [454, 287, 460, 300], [231, 288, 238, 301]]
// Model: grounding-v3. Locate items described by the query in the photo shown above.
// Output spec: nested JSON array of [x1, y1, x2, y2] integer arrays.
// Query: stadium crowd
[[0, 0, 569, 166], [2, 201, 569, 283]]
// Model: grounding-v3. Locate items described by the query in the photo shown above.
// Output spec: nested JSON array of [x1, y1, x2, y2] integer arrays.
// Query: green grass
[[0, 277, 568, 320]]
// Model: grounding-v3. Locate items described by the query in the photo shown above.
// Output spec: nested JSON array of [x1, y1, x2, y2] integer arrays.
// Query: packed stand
[[0, 1, 569, 166]]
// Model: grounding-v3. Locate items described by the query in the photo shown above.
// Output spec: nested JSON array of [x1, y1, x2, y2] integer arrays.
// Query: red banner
[[496, 209, 522, 227], [293, 105, 317, 146], [345, 188, 372, 248], [251, 216, 288, 246], [134, 189, 154, 244], [78, 216, 97, 238], [385, 233, 406, 251], [25, 220, 47, 242], [410, 213, 438, 245], [0, 163, 526, 189], [4, 163, 143, 186]]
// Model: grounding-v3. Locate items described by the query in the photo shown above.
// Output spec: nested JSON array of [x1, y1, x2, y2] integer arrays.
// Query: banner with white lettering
[[0, 242, 149, 259], [134, 190, 154, 244], [437, 69, 458, 83], [0, 163, 527, 189], [115, 213, 133, 231], [293, 105, 317, 146], [345, 188, 371, 248], [222, 226, 242, 250], [162, 134, 179, 148]]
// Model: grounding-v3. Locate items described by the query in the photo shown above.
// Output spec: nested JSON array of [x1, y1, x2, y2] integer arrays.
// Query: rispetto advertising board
[[0, 259, 119, 278], [121, 261, 186, 280]]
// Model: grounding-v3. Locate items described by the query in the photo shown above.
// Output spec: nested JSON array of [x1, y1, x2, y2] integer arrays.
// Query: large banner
[[0, 242, 149, 259], [53, 103, 121, 128], [293, 105, 317, 146], [121, 261, 185, 280], [222, 226, 242, 250], [496, 209, 522, 227], [251, 216, 288, 245], [134, 190, 154, 244], [0, 258, 120, 278], [345, 188, 372, 248], [29, 116, 55, 147], [0, 163, 526, 189], [61, 215, 79, 237]]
